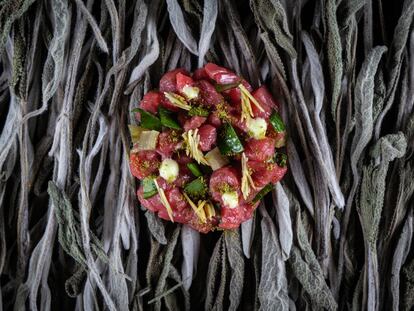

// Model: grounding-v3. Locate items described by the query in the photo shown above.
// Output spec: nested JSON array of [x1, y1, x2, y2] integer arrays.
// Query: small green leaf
[[184, 177, 208, 200], [158, 106, 181, 130], [217, 122, 244, 155], [142, 178, 157, 199], [269, 111, 286, 132], [252, 184, 273, 203], [275, 152, 288, 167], [132, 108, 161, 131], [187, 163, 203, 177], [188, 106, 210, 117]]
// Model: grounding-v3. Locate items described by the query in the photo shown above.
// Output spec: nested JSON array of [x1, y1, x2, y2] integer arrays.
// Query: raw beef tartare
[[129, 63, 287, 233]]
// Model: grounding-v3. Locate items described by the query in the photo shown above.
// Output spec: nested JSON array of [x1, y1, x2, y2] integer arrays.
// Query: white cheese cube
[[182, 85, 200, 99], [159, 158, 179, 183], [221, 191, 239, 209], [247, 117, 267, 139]]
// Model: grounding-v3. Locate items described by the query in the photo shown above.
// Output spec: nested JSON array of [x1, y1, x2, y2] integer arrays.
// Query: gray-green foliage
[[258, 205, 289, 311], [224, 230, 244, 311], [1, 0, 414, 310]]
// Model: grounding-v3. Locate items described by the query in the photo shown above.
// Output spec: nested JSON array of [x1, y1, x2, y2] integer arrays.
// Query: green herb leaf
[[188, 106, 210, 117], [269, 111, 286, 132], [142, 178, 157, 199], [275, 152, 288, 167], [252, 184, 273, 204], [217, 122, 244, 155], [158, 106, 181, 130], [187, 163, 203, 177], [132, 108, 162, 131], [184, 177, 208, 200], [215, 80, 242, 92]]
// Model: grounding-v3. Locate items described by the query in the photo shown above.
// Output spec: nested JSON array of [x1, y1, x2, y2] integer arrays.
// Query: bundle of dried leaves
[[0, 0, 413, 310]]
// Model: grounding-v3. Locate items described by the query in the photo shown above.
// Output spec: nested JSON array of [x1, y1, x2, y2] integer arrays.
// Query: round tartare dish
[[129, 63, 287, 233]]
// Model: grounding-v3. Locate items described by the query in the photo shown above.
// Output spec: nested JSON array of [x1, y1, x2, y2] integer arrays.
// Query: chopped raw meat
[[157, 130, 182, 158], [248, 161, 287, 188], [252, 86, 279, 118], [130, 151, 160, 179], [244, 138, 275, 162], [139, 91, 162, 114], [204, 63, 240, 84], [197, 80, 224, 107], [159, 68, 189, 93], [198, 124, 217, 151], [130, 64, 287, 232]]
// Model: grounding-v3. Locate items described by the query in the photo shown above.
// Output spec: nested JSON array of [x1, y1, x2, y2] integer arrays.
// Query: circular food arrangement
[[129, 63, 287, 233]]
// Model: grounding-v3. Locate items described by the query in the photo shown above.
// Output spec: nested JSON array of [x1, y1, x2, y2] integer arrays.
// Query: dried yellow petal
[[153, 179, 174, 222]]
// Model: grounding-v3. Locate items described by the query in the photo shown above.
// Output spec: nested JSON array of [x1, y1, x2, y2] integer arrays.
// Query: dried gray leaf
[[390, 210, 413, 310], [259, 215, 289, 311], [198, 0, 217, 67], [260, 32, 287, 81], [402, 255, 414, 311], [212, 242, 227, 311], [145, 211, 168, 245], [358, 133, 407, 310], [289, 211, 337, 310], [223, 0, 260, 86], [205, 236, 224, 311], [74, 0, 109, 53], [272, 183, 292, 260], [241, 217, 254, 258], [251, 0, 296, 59], [32, 0, 69, 121], [285, 142, 314, 217], [325, 0, 343, 120], [0, 0, 36, 54], [290, 58, 344, 208], [336, 45, 387, 295], [375, 0, 414, 139], [125, 1, 161, 93], [1, 1, 414, 310], [359, 133, 408, 246], [181, 224, 200, 290], [153, 227, 181, 311], [166, 0, 198, 55], [224, 230, 244, 311]]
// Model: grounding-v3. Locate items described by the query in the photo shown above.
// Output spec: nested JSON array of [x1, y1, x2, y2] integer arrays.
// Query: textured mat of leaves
[[1, 0, 414, 310]]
